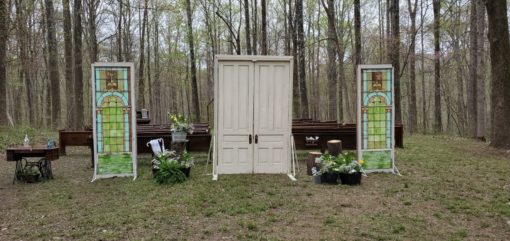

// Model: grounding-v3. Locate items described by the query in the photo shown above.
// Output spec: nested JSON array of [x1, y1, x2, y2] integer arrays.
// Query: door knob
[[249, 134, 252, 144], [255, 135, 258, 144]]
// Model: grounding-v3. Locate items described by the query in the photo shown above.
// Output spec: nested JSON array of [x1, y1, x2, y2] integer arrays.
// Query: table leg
[[13, 160, 22, 184]]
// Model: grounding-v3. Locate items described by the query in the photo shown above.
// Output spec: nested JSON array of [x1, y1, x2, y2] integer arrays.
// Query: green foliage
[[22, 165, 40, 176], [153, 159, 187, 185], [180, 150, 194, 168], [315, 151, 365, 174]]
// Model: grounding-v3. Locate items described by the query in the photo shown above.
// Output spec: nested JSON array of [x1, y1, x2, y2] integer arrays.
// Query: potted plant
[[21, 165, 40, 183], [315, 154, 339, 184], [311, 166, 322, 184], [178, 150, 194, 177], [153, 158, 187, 185], [168, 113, 194, 141], [337, 151, 365, 185], [151, 150, 177, 176]]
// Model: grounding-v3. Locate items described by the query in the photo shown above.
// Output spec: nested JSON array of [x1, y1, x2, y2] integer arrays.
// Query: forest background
[[0, 0, 509, 148]]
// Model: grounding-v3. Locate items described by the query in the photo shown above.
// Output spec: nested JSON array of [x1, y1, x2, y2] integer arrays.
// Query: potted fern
[[178, 150, 194, 177], [153, 158, 187, 185]]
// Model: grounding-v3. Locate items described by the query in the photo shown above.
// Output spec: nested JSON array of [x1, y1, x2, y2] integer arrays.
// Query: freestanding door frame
[[213, 55, 293, 179]]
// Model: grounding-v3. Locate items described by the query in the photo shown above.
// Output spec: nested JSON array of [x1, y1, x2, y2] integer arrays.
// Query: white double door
[[217, 60, 291, 174]]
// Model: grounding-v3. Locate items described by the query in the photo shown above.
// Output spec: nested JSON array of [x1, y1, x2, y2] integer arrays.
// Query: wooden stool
[[327, 140, 342, 157]]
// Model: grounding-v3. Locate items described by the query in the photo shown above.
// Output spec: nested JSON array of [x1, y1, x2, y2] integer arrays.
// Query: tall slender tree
[[475, 0, 485, 140], [63, 0, 74, 128], [186, 0, 200, 121], [138, 0, 148, 109], [261, 0, 268, 55], [296, 0, 308, 118], [485, 0, 510, 148], [0, 0, 7, 126], [45, 0, 61, 129], [390, 0, 401, 123], [321, 0, 337, 121], [244, 0, 251, 54], [433, 0, 441, 132], [74, 0, 84, 129], [407, 0, 418, 134]]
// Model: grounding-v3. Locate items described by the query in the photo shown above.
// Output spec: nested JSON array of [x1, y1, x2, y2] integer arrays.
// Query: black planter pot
[[339, 172, 362, 185], [179, 167, 191, 177], [22, 173, 40, 183], [152, 168, 159, 176], [321, 172, 339, 184]]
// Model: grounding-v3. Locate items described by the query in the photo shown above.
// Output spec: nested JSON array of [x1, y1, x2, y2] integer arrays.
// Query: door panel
[[253, 62, 291, 173], [217, 62, 254, 174]]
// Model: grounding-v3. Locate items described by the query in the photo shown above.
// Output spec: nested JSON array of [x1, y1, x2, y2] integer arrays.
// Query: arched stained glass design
[[92, 64, 136, 180], [358, 66, 395, 172]]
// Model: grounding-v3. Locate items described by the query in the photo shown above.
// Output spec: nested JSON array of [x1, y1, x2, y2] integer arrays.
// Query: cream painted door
[[253, 62, 291, 173], [217, 61, 254, 174]]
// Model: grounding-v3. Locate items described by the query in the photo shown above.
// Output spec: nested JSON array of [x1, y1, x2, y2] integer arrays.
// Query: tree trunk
[[63, 0, 74, 129], [407, 0, 418, 134], [321, 0, 337, 121], [186, 0, 200, 122], [420, 0, 427, 132], [0, 0, 7, 126], [296, 0, 308, 118], [117, 0, 123, 61], [291, 0, 299, 117], [138, 0, 148, 109], [87, 0, 98, 62], [485, 0, 510, 148], [475, 0, 486, 140], [261, 0, 268, 55], [74, 0, 84, 129], [45, 0, 61, 129], [390, 0, 401, 124], [468, 0, 478, 137], [354, 0, 361, 68], [16, 0, 35, 125], [244, 0, 251, 55], [433, 0, 441, 133]]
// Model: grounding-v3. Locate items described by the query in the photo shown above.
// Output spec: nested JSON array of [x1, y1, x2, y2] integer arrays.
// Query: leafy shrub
[[153, 159, 187, 185]]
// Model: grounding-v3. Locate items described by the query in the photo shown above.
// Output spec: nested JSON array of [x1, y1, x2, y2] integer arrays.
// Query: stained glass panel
[[92, 64, 136, 179], [358, 66, 394, 172]]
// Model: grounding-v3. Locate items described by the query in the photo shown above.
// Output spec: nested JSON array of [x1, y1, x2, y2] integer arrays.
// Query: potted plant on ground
[[21, 165, 40, 183], [337, 151, 365, 185], [314, 154, 339, 184], [178, 150, 194, 177], [151, 150, 177, 176], [168, 113, 194, 142], [153, 158, 187, 185]]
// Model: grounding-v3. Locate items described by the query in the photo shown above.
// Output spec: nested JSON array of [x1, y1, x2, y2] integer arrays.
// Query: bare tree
[[433, 0, 441, 132], [45, 0, 61, 129], [138, 0, 148, 109], [244, 0, 251, 54], [485, 0, 510, 148], [261, 0, 267, 55], [390, 0, 401, 123], [74, 0, 84, 129], [0, 0, 7, 126], [186, 0, 200, 121], [407, 0, 418, 134], [296, 0, 308, 118], [321, 0, 337, 121], [64, 0, 74, 128]]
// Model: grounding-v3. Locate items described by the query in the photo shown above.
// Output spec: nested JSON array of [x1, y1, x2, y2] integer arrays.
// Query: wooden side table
[[5, 147, 60, 184]]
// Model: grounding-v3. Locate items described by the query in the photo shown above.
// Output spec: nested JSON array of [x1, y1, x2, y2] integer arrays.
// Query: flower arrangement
[[168, 113, 194, 134], [314, 151, 366, 175], [153, 158, 187, 185], [180, 150, 194, 168]]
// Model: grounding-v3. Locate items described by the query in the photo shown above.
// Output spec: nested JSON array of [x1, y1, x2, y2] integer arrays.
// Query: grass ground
[[0, 131, 509, 240]]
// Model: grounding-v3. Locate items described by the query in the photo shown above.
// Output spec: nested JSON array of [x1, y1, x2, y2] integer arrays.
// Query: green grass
[[0, 132, 509, 240]]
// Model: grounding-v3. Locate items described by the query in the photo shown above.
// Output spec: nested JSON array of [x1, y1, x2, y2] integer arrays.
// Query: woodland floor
[[0, 129, 509, 240]]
